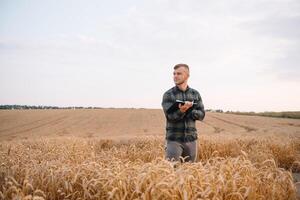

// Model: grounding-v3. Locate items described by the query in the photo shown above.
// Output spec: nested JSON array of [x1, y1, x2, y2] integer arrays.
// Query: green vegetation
[[0, 105, 103, 110], [226, 111, 300, 119]]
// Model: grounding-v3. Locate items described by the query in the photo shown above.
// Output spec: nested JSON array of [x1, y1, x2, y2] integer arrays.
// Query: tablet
[[166, 100, 197, 114]]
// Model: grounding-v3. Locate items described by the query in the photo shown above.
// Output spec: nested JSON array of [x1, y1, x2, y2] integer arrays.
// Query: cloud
[[1, 0, 299, 110], [243, 15, 300, 81], [269, 46, 300, 81], [236, 1, 300, 82], [240, 15, 300, 40], [0, 39, 24, 51]]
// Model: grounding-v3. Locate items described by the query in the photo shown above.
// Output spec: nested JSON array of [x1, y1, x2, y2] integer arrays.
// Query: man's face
[[173, 67, 189, 85]]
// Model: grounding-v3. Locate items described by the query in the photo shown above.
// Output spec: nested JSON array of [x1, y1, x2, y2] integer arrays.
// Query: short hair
[[174, 63, 189, 71]]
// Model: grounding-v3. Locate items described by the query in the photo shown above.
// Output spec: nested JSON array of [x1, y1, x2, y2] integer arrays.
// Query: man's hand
[[179, 101, 193, 113]]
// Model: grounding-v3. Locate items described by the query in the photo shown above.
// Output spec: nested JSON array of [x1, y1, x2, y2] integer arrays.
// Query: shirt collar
[[174, 85, 190, 92]]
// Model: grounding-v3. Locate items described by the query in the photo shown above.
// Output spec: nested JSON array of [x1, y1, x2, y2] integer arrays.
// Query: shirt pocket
[[187, 92, 198, 102]]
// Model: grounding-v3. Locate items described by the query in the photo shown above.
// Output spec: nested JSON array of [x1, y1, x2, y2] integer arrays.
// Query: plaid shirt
[[161, 86, 205, 142]]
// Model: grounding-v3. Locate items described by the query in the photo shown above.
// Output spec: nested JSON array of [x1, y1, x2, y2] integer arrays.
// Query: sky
[[0, 0, 299, 112]]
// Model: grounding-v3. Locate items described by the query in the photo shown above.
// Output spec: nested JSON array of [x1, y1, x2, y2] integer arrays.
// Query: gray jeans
[[165, 140, 198, 162]]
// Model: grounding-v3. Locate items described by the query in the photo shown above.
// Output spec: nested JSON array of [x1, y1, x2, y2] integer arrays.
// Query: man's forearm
[[191, 109, 205, 121], [166, 109, 186, 122]]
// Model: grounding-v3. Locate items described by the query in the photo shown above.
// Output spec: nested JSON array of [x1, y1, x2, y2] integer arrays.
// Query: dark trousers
[[165, 140, 198, 162]]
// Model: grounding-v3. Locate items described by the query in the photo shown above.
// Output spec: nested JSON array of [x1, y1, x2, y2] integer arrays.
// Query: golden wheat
[[0, 135, 299, 199]]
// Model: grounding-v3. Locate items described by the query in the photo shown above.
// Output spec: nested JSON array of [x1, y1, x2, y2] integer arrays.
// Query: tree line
[[0, 105, 103, 110]]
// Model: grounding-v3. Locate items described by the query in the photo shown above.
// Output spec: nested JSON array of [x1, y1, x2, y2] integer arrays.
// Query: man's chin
[[175, 82, 184, 86]]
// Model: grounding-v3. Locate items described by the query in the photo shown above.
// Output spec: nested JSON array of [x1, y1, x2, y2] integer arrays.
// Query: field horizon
[[1, 108, 300, 140]]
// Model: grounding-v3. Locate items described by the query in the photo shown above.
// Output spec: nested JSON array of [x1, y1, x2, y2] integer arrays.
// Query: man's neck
[[176, 83, 188, 91]]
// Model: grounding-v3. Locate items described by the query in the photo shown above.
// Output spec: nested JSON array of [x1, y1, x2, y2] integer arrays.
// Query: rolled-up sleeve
[[191, 92, 205, 121]]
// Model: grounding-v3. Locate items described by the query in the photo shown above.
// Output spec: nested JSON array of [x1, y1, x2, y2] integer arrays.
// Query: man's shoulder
[[163, 86, 201, 95], [163, 87, 176, 95], [188, 87, 200, 95]]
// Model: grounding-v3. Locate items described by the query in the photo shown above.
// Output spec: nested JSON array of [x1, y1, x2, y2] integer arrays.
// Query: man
[[161, 63, 205, 163]]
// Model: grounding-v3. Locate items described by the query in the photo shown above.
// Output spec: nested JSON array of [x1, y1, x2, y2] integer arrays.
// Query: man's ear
[[186, 69, 190, 78]]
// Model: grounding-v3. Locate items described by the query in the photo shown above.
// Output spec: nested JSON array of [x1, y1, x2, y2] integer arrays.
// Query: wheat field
[[0, 109, 300, 199]]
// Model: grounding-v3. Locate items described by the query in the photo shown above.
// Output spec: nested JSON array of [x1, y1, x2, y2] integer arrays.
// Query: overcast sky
[[0, 0, 299, 112]]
